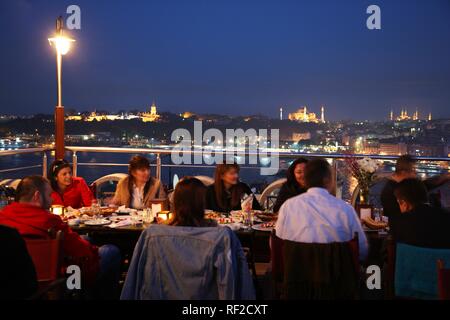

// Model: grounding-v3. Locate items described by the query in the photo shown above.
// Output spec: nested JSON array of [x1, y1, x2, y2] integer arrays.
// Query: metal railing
[[1, 145, 449, 183], [0, 147, 50, 177]]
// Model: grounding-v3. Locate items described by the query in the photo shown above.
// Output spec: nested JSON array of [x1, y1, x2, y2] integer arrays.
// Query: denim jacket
[[120, 224, 255, 300]]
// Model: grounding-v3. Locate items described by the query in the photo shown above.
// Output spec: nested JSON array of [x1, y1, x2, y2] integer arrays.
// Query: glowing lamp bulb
[[48, 36, 75, 55]]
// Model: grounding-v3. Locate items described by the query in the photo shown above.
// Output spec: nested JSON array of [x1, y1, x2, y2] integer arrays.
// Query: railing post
[[42, 151, 48, 178], [72, 151, 78, 177], [156, 153, 161, 181], [331, 159, 338, 197]]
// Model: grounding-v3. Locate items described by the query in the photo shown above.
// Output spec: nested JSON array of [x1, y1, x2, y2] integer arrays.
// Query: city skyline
[[1, 0, 450, 120]]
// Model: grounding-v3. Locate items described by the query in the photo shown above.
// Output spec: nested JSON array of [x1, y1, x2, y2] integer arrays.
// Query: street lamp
[[48, 16, 75, 160]]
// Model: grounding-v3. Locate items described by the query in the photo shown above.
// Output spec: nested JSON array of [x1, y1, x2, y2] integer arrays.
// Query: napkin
[[241, 194, 253, 211], [108, 218, 134, 228]]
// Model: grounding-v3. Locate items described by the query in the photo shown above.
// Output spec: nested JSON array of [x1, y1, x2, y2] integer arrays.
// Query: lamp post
[[48, 17, 75, 160]]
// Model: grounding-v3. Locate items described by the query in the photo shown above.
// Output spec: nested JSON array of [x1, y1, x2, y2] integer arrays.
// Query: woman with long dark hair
[[272, 157, 308, 213], [48, 159, 94, 209], [112, 155, 167, 209], [168, 177, 217, 227], [205, 163, 261, 213]]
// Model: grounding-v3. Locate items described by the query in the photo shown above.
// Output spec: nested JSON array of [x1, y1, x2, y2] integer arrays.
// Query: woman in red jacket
[[48, 159, 94, 209]]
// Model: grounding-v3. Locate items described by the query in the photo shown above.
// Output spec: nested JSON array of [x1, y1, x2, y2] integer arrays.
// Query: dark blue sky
[[1, 0, 449, 120]]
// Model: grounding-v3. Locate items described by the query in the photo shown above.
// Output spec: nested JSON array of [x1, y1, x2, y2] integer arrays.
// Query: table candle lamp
[[50, 205, 65, 216], [151, 203, 162, 216], [157, 211, 172, 221]]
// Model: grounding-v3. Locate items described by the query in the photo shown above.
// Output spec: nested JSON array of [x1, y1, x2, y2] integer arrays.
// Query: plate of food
[[215, 217, 236, 225], [84, 219, 111, 226], [255, 211, 277, 222], [205, 211, 223, 220], [252, 221, 276, 232], [100, 207, 117, 216], [230, 210, 263, 223]]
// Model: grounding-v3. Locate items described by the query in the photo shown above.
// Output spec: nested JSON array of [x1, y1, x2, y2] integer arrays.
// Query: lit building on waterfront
[[288, 106, 323, 123], [390, 108, 425, 122], [141, 101, 160, 122]]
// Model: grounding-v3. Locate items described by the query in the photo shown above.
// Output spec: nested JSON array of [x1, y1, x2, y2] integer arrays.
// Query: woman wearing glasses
[[48, 159, 94, 209]]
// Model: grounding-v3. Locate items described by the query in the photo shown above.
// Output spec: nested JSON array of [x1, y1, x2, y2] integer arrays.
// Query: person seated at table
[[275, 159, 368, 260], [168, 177, 217, 227], [273, 157, 308, 213], [381, 155, 450, 221], [205, 163, 262, 213], [392, 178, 450, 248], [112, 155, 167, 210], [0, 175, 121, 299], [48, 159, 94, 209]]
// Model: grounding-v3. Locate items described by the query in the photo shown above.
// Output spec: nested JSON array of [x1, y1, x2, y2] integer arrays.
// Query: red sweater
[[51, 177, 94, 209], [0, 202, 99, 284]]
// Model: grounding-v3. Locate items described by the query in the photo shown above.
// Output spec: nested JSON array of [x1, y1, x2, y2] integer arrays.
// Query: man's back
[[391, 204, 450, 248], [276, 187, 368, 259]]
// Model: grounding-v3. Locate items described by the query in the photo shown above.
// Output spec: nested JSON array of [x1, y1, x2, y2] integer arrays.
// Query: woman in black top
[[205, 163, 262, 213], [273, 157, 308, 213]]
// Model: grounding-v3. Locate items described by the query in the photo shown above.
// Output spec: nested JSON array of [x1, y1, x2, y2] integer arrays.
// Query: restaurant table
[[72, 222, 387, 266]]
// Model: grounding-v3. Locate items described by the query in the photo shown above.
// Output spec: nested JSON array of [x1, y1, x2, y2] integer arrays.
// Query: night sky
[[1, 0, 449, 120]]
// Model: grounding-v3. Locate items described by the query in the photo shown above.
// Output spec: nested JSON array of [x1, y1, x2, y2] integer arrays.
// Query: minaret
[[321, 106, 325, 123], [390, 110, 394, 121], [428, 112, 432, 121], [279, 107, 283, 120], [413, 108, 418, 121], [150, 100, 157, 115], [303, 106, 308, 122]]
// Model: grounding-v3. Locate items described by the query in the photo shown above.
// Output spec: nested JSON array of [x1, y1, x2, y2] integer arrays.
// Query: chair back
[[395, 243, 450, 299], [24, 230, 64, 283], [259, 178, 286, 210], [270, 229, 285, 282], [437, 260, 450, 300], [121, 225, 255, 300], [193, 175, 214, 186], [282, 233, 360, 299]]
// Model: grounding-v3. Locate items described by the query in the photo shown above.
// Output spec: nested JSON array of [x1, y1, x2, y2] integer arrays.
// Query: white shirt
[[131, 184, 145, 209], [275, 187, 368, 260]]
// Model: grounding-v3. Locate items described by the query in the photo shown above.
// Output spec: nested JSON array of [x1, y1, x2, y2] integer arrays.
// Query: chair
[[259, 178, 286, 210], [193, 175, 214, 186], [24, 230, 65, 300], [91, 173, 128, 202], [270, 229, 285, 298], [394, 243, 450, 299], [281, 233, 360, 299], [0, 178, 21, 190], [437, 260, 450, 300], [121, 225, 255, 300]]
